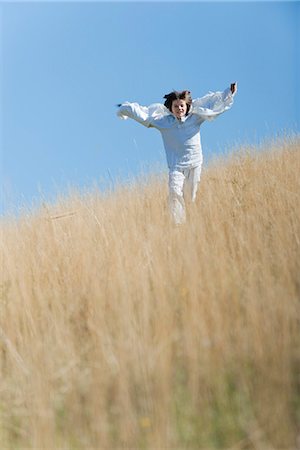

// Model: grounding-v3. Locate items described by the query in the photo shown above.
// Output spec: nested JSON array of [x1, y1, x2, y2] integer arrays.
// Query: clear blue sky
[[1, 1, 299, 215]]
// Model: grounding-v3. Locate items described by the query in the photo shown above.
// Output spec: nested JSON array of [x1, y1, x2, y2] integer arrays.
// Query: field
[[1, 137, 300, 449]]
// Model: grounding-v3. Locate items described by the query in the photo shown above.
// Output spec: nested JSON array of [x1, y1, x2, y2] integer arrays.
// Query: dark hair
[[163, 90, 192, 115]]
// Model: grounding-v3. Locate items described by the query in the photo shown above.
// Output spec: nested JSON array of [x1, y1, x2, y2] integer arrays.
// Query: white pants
[[168, 165, 202, 224]]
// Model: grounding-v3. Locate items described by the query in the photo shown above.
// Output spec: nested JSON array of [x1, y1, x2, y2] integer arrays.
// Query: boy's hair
[[163, 90, 192, 115]]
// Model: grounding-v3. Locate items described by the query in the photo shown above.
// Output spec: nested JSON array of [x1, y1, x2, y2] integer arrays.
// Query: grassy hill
[[1, 137, 299, 449]]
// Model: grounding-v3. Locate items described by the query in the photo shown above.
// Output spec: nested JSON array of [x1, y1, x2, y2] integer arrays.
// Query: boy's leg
[[168, 170, 186, 224], [184, 165, 202, 203]]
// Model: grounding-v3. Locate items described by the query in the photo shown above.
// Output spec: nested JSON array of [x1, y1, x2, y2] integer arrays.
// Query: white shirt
[[117, 87, 235, 171]]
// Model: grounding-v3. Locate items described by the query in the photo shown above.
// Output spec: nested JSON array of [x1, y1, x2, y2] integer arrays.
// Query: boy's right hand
[[230, 82, 238, 94]]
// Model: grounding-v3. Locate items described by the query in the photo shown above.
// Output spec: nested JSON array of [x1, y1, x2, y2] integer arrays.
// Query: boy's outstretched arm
[[116, 102, 154, 128], [192, 82, 238, 121]]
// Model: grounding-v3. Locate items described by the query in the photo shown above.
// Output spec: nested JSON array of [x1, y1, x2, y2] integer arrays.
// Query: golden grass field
[[1, 137, 300, 449]]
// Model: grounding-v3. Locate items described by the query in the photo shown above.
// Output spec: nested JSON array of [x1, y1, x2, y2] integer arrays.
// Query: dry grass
[[1, 137, 300, 449]]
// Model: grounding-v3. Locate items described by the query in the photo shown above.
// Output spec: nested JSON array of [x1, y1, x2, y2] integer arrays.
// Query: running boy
[[116, 83, 237, 224]]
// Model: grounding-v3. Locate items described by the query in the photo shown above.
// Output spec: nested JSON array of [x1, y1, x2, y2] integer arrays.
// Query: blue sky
[[1, 1, 299, 215]]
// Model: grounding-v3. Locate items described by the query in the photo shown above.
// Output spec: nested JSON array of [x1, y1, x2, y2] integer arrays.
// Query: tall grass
[[1, 138, 299, 449]]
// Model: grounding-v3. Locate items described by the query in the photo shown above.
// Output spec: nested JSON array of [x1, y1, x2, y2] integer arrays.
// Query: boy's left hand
[[230, 82, 238, 94]]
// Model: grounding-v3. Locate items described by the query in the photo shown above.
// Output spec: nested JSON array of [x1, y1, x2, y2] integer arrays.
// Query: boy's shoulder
[[153, 113, 200, 128], [153, 114, 180, 128]]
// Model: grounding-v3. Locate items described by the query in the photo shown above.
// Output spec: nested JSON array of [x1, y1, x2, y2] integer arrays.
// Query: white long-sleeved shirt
[[117, 87, 236, 171]]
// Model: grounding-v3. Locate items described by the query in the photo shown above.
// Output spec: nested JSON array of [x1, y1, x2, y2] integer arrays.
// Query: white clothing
[[117, 87, 235, 171], [117, 86, 235, 223], [169, 166, 202, 224]]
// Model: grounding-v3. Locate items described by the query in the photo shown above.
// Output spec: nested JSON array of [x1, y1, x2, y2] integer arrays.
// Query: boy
[[117, 83, 237, 224]]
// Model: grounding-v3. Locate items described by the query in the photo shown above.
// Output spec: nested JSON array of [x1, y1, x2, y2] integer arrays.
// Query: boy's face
[[171, 99, 187, 119]]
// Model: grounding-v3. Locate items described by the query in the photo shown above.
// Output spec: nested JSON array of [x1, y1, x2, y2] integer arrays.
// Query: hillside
[[1, 138, 300, 449]]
